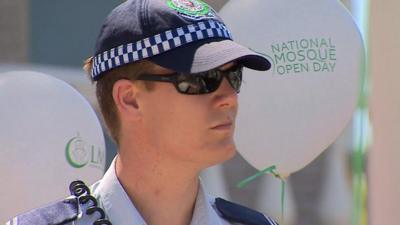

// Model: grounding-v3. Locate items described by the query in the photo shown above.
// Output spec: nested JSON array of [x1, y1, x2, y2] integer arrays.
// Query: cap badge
[[167, 0, 216, 20]]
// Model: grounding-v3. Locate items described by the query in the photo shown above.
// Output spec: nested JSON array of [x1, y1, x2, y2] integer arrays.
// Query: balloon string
[[280, 180, 285, 224], [352, 33, 369, 225], [236, 165, 277, 188], [237, 165, 285, 224]]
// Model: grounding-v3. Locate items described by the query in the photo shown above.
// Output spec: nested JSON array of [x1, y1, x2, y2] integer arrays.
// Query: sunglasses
[[136, 65, 243, 95]]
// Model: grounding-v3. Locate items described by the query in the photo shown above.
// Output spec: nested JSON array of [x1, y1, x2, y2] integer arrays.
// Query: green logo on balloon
[[65, 134, 105, 169], [65, 134, 89, 168]]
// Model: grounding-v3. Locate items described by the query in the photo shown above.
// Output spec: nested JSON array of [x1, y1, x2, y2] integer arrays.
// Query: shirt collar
[[92, 157, 146, 225], [190, 178, 224, 225], [92, 156, 222, 225]]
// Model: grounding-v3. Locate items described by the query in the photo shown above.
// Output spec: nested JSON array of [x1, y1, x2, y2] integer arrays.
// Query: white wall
[[369, 0, 400, 224]]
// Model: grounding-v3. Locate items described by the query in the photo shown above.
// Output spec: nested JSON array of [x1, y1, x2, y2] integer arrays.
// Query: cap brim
[[149, 38, 271, 73]]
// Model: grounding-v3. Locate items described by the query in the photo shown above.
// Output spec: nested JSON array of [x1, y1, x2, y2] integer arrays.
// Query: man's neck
[[115, 150, 200, 225]]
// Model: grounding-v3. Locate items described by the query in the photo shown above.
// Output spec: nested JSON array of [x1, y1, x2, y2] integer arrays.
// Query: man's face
[[137, 62, 238, 169]]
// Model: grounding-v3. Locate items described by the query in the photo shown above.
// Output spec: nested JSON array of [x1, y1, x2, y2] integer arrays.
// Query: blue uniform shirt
[[5, 157, 278, 225]]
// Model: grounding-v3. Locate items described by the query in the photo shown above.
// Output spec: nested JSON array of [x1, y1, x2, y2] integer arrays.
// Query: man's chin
[[208, 143, 237, 166]]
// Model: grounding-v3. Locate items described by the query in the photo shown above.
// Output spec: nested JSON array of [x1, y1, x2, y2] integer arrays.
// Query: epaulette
[[5, 180, 112, 225], [215, 198, 279, 225], [5, 197, 79, 225]]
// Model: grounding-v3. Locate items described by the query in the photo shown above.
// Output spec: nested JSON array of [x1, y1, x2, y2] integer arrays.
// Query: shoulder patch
[[5, 197, 79, 225], [215, 198, 279, 225]]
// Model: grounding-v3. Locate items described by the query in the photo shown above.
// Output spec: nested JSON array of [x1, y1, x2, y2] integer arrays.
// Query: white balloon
[[317, 125, 353, 224], [220, 0, 363, 177], [0, 71, 106, 222]]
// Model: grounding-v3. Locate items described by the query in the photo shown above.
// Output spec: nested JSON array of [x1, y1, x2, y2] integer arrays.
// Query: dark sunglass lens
[[176, 74, 209, 94], [203, 71, 222, 93], [226, 67, 243, 93], [175, 68, 238, 95]]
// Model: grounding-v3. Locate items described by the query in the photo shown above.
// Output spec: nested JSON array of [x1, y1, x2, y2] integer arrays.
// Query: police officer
[[6, 0, 278, 224]]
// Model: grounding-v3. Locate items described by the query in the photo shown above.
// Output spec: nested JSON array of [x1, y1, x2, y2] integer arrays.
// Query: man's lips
[[211, 121, 233, 129]]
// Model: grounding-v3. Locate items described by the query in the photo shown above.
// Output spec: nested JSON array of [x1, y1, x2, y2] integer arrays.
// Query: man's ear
[[112, 79, 142, 121]]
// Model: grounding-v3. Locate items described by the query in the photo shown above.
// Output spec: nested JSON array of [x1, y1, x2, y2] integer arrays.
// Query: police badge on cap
[[167, 0, 217, 20]]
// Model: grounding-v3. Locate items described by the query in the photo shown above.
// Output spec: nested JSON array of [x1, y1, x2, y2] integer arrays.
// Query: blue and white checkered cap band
[[91, 19, 233, 80]]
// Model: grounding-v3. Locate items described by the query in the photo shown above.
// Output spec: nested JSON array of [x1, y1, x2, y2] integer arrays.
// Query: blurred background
[[1, 0, 398, 225]]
